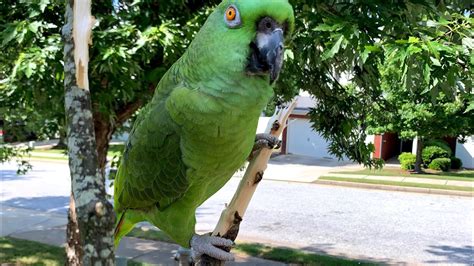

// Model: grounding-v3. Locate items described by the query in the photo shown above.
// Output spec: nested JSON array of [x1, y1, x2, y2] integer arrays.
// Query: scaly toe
[[191, 234, 235, 261]]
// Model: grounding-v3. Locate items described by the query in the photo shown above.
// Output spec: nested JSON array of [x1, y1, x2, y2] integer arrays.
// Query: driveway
[[255, 154, 360, 183]]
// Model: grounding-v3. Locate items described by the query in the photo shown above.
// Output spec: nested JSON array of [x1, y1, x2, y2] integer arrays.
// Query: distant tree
[[373, 10, 473, 172], [1, 0, 471, 170], [282, 0, 472, 168], [0, 0, 65, 145], [0, 0, 219, 170]]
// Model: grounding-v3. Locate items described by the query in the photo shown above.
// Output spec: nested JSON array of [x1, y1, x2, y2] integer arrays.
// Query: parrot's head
[[192, 0, 294, 85]]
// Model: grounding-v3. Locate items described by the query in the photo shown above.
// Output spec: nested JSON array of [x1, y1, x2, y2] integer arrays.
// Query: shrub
[[398, 152, 416, 170], [422, 146, 450, 165], [450, 157, 463, 170], [424, 139, 452, 156], [428, 158, 451, 171]]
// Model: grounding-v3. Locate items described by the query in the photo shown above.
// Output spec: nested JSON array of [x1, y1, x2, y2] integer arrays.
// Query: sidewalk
[[317, 173, 473, 197], [0, 204, 283, 265]]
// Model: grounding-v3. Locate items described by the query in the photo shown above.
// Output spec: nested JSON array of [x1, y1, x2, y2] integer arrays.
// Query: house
[[278, 96, 474, 169], [277, 95, 340, 160]]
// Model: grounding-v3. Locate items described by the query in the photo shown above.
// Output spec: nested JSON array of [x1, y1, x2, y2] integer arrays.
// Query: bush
[[424, 139, 452, 156], [398, 152, 416, 170], [428, 158, 451, 171], [422, 146, 450, 165], [450, 157, 463, 170]]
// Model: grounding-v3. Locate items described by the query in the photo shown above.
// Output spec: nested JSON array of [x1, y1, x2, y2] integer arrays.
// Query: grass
[[320, 176, 473, 192], [234, 243, 376, 265], [332, 167, 474, 182], [128, 227, 373, 265], [0, 237, 66, 265], [1, 229, 376, 265], [30, 143, 125, 161], [0, 236, 146, 266]]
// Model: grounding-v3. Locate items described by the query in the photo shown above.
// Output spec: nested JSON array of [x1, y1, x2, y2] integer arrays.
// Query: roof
[[292, 96, 316, 116]]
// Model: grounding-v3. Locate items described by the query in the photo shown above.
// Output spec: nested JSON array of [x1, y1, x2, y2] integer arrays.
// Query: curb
[[313, 179, 473, 197]]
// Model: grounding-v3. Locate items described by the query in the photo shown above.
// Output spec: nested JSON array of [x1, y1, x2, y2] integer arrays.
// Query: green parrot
[[114, 0, 294, 260]]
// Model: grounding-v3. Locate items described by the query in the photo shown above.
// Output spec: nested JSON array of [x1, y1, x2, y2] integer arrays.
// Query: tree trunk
[[66, 194, 82, 265], [55, 127, 68, 150], [63, 0, 115, 264], [414, 137, 424, 173], [94, 113, 114, 173]]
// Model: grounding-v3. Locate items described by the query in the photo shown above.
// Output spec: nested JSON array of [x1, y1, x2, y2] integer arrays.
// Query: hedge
[[428, 158, 451, 171], [422, 146, 450, 165], [398, 152, 416, 170]]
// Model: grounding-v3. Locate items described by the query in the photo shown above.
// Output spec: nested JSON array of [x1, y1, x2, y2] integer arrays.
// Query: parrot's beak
[[247, 28, 285, 84]]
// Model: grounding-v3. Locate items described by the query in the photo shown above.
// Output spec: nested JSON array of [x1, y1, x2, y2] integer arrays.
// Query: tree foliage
[[283, 0, 472, 167], [1, 0, 472, 169], [0, 0, 219, 168]]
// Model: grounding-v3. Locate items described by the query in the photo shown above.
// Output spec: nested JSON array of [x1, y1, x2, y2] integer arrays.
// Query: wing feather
[[114, 98, 189, 212]]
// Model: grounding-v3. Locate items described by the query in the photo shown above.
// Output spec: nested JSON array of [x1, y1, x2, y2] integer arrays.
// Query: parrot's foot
[[190, 234, 235, 261], [249, 133, 281, 161], [254, 133, 281, 150], [174, 247, 193, 264]]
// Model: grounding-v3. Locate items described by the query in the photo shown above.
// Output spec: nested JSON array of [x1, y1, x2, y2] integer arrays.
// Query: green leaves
[[282, 0, 473, 167], [0, 145, 32, 175], [321, 35, 344, 61]]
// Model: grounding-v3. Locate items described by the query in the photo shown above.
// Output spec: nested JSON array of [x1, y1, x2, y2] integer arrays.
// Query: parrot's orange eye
[[226, 7, 236, 21], [224, 5, 241, 28]]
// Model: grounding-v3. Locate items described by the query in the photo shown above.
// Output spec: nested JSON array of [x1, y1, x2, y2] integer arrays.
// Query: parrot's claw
[[254, 133, 281, 150], [248, 133, 281, 161], [174, 247, 193, 264], [190, 234, 235, 261]]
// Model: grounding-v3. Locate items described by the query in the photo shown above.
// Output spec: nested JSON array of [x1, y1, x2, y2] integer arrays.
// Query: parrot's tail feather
[[114, 210, 127, 239], [114, 209, 142, 247]]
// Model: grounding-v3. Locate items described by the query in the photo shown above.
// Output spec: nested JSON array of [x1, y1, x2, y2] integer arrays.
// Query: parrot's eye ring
[[224, 5, 241, 28]]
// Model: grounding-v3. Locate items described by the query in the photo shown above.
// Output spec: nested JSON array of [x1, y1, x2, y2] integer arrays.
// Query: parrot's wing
[[114, 100, 189, 211]]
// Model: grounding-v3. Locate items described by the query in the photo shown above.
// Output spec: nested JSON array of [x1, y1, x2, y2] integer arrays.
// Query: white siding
[[455, 137, 474, 169]]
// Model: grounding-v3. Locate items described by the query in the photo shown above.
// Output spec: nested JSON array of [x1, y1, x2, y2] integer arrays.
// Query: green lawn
[[234, 243, 376, 265], [0, 237, 66, 265], [31, 143, 125, 161], [331, 167, 474, 182], [0, 237, 146, 266], [2, 233, 374, 265], [128, 227, 373, 265], [320, 176, 473, 193]]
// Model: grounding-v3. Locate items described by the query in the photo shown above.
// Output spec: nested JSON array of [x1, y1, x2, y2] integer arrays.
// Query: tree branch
[[198, 100, 297, 265]]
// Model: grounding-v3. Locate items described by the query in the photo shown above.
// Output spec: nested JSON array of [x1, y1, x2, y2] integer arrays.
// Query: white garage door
[[286, 118, 333, 159]]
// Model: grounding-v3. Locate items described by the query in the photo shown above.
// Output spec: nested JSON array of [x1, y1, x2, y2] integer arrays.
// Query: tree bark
[[55, 127, 68, 150], [414, 137, 424, 173], [93, 98, 145, 172], [63, 0, 115, 264], [93, 113, 114, 173], [66, 194, 82, 265]]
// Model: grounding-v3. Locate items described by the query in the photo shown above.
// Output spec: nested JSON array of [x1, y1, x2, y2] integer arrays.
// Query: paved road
[[1, 160, 473, 265]]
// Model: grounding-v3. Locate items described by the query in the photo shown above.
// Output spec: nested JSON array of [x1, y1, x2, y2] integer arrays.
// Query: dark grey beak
[[247, 28, 285, 84]]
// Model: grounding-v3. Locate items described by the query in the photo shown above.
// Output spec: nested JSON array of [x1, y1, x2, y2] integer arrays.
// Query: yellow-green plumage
[[114, 0, 294, 248]]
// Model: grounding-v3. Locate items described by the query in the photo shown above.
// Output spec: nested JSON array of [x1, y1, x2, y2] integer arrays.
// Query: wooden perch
[[198, 100, 297, 265]]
